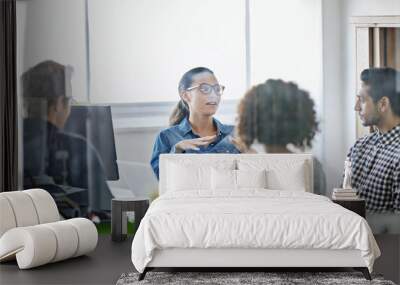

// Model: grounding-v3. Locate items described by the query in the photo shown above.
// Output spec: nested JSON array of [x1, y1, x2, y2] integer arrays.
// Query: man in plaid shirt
[[347, 68, 400, 213]]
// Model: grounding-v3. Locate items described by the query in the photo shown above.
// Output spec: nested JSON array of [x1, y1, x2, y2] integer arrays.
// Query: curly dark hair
[[237, 79, 319, 149]]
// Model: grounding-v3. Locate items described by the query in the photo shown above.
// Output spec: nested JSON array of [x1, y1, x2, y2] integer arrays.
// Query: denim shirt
[[150, 117, 240, 179]]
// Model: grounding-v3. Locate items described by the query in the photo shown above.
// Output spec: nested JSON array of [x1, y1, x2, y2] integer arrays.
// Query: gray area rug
[[116, 272, 396, 285]]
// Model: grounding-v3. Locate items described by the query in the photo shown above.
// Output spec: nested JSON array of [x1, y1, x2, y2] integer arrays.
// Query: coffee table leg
[[121, 210, 127, 240], [134, 201, 149, 233], [111, 200, 122, 241]]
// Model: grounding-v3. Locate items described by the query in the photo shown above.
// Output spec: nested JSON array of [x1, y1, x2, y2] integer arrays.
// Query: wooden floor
[[373, 234, 400, 284], [0, 234, 398, 285], [0, 235, 134, 285]]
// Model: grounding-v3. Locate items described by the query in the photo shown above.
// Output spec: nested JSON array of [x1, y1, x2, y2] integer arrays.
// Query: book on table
[[332, 188, 359, 200]]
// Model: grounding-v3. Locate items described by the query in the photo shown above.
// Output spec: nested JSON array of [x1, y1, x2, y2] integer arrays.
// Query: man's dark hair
[[360, 67, 400, 116], [22, 60, 71, 119], [22, 60, 68, 99]]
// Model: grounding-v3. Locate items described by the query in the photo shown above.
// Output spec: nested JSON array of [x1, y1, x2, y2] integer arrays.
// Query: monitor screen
[[64, 105, 119, 180]]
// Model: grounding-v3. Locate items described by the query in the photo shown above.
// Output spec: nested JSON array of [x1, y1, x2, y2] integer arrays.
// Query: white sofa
[[0, 189, 98, 269]]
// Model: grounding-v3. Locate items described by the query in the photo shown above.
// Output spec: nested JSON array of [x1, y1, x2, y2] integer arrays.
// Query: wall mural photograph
[[0, 0, 399, 284]]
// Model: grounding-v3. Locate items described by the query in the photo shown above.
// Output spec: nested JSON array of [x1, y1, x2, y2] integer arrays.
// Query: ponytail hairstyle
[[169, 67, 214, 126]]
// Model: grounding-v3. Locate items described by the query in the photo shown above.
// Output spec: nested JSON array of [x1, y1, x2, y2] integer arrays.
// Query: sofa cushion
[[0, 189, 59, 237], [0, 189, 97, 270], [24, 189, 59, 224], [0, 218, 97, 269], [0, 192, 39, 227], [211, 169, 267, 190], [237, 169, 267, 189], [238, 158, 308, 191], [0, 196, 17, 237], [166, 158, 235, 192]]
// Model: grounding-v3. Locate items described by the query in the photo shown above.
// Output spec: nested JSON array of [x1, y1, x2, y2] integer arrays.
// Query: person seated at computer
[[22, 60, 113, 221], [347, 68, 400, 214], [235, 79, 326, 195], [150, 67, 240, 179]]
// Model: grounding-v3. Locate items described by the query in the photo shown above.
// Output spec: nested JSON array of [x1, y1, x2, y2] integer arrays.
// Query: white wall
[[321, 0, 346, 194], [88, 0, 246, 103], [250, 0, 322, 104], [16, 0, 88, 102]]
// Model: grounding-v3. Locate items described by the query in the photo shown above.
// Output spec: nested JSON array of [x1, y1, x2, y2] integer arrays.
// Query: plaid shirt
[[347, 125, 400, 212]]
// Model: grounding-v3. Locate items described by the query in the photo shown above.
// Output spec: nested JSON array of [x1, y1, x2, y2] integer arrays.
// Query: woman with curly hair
[[236, 79, 326, 195]]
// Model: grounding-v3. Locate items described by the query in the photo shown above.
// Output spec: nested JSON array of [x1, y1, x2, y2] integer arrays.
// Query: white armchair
[[0, 189, 98, 269]]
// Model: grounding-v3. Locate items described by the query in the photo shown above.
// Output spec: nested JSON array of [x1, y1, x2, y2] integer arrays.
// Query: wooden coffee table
[[111, 197, 149, 241]]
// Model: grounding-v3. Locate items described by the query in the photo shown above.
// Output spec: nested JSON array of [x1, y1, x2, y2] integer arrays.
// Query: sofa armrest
[[0, 218, 97, 269]]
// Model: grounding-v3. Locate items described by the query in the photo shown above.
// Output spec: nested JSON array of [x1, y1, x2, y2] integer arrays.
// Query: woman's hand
[[174, 135, 217, 153], [229, 136, 257, 153]]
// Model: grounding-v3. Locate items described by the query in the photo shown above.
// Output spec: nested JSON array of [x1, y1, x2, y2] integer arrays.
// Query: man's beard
[[361, 112, 381, 127]]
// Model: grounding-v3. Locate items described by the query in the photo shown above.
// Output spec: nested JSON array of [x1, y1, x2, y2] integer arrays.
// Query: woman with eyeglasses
[[150, 67, 240, 179]]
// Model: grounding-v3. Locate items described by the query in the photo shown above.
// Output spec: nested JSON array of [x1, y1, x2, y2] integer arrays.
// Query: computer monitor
[[64, 105, 119, 181]]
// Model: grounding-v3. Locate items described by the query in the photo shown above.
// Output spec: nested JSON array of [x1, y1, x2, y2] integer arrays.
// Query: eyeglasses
[[186, 83, 225, 96]]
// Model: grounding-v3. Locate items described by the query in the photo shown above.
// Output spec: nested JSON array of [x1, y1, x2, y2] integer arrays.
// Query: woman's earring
[[180, 100, 186, 109]]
